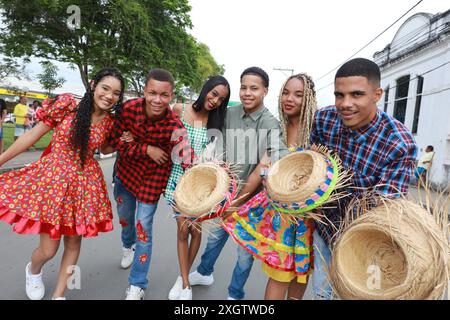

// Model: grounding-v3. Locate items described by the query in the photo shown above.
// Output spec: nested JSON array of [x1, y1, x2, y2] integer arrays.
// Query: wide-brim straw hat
[[265, 148, 341, 215], [173, 162, 237, 222], [331, 198, 449, 300]]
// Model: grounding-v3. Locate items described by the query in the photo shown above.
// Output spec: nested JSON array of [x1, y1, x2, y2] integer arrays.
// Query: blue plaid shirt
[[310, 106, 417, 245]]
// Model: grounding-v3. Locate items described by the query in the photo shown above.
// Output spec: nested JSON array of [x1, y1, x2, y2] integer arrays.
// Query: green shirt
[[220, 104, 289, 183]]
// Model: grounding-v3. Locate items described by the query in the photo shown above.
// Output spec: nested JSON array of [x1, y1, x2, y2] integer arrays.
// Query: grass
[[2, 123, 53, 150]]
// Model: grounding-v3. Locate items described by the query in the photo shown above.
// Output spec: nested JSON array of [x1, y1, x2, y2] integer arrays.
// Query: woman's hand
[[120, 131, 134, 143]]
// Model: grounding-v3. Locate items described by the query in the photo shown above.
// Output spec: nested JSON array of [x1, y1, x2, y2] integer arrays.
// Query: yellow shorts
[[262, 263, 310, 284]]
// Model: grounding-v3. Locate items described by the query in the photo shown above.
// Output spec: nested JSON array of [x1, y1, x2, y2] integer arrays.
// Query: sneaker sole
[[189, 278, 214, 286], [25, 264, 45, 300]]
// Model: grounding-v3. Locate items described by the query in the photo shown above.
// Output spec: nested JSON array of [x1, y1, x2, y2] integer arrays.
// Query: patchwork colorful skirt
[[223, 190, 314, 283]]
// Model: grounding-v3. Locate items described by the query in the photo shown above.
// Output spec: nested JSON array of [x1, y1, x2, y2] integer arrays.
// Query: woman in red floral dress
[[0, 68, 125, 300]]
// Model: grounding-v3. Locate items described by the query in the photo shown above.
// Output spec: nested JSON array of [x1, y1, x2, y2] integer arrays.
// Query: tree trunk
[[77, 63, 89, 90]]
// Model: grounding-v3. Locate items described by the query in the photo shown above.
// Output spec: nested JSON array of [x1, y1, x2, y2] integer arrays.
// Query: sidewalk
[[0, 150, 116, 173]]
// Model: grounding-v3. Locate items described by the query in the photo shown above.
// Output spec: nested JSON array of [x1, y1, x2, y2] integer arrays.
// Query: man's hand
[[146, 145, 169, 165]]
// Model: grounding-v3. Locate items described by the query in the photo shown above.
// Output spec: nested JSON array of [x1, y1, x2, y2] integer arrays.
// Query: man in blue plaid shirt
[[310, 58, 417, 299]]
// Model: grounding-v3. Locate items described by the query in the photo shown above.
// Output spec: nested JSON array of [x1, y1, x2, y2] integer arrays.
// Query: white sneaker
[[227, 296, 237, 300], [121, 245, 135, 269], [179, 287, 192, 300], [189, 270, 214, 286], [52, 297, 66, 300], [168, 276, 183, 300], [25, 262, 45, 300], [125, 285, 145, 300]]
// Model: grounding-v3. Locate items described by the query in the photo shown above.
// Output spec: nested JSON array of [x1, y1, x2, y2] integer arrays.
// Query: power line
[[314, 0, 424, 83], [318, 58, 450, 94], [380, 85, 450, 107]]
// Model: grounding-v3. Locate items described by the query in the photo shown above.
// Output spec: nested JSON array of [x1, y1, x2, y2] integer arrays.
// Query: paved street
[[1, 156, 447, 300], [0, 157, 314, 300]]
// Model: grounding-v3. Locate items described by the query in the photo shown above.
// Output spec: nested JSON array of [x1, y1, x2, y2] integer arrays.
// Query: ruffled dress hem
[[0, 205, 113, 240]]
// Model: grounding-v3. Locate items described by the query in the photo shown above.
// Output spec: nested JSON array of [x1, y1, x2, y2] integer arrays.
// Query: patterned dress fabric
[[223, 188, 314, 283], [164, 104, 208, 204], [0, 94, 114, 239]]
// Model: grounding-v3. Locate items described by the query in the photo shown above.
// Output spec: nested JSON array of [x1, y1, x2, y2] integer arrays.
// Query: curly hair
[[71, 68, 125, 167]]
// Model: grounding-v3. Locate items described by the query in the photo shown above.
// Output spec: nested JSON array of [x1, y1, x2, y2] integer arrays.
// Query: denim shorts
[[0, 126, 3, 139], [14, 124, 26, 137]]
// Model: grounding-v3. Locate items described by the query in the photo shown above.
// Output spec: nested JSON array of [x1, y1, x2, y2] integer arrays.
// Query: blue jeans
[[114, 177, 158, 290], [196, 225, 254, 300], [312, 230, 333, 300]]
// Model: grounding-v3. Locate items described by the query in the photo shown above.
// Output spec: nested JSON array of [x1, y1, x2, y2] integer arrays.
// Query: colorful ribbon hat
[[264, 147, 345, 217]]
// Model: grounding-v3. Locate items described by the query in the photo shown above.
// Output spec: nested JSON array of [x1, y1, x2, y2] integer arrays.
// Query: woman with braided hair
[[223, 73, 317, 300], [0, 68, 125, 300]]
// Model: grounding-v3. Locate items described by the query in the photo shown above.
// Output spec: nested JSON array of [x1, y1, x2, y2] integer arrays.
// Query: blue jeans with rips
[[114, 176, 158, 290], [196, 224, 254, 300]]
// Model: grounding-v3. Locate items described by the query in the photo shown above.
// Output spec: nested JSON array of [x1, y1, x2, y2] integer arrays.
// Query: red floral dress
[[0, 94, 114, 239]]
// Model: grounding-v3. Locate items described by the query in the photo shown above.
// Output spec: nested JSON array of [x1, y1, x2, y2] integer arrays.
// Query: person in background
[[0, 99, 7, 154], [415, 145, 434, 186], [13, 96, 29, 141]]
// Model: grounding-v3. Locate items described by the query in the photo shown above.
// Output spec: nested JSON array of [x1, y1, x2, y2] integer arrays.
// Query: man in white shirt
[[415, 145, 434, 185]]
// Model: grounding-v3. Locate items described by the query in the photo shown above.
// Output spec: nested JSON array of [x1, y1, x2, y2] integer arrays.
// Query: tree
[[36, 61, 66, 95], [190, 43, 225, 94], [0, 57, 31, 83], [0, 0, 199, 92]]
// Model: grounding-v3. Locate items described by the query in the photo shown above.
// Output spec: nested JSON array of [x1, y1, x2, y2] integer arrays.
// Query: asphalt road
[[0, 157, 314, 300]]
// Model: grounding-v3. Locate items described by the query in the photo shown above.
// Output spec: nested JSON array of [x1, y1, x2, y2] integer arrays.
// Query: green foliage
[[0, 0, 224, 98], [0, 57, 31, 83], [36, 61, 66, 95], [190, 43, 225, 94]]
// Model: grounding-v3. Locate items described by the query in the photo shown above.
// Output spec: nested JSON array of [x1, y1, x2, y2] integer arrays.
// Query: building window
[[383, 86, 390, 113], [393, 75, 410, 124], [412, 76, 424, 134]]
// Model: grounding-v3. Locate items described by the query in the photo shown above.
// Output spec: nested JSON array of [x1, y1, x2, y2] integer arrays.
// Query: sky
[[5, 0, 449, 116]]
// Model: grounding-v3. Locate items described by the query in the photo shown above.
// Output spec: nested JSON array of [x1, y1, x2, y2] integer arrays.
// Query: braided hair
[[278, 73, 317, 148], [71, 68, 125, 167]]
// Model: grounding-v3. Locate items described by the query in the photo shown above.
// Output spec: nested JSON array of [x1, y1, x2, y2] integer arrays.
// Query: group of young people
[[0, 57, 417, 300]]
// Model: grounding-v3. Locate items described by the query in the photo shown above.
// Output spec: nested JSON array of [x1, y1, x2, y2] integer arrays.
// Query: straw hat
[[331, 198, 449, 300], [265, 148, 342, 216], [173, 162, 237, 221]]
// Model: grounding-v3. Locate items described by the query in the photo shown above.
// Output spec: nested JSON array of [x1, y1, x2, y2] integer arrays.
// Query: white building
[[373, 9, 450, 190]]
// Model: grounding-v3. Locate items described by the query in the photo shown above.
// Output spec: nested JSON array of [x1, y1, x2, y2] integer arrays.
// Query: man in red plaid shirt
[[103, 68, 194, 300]]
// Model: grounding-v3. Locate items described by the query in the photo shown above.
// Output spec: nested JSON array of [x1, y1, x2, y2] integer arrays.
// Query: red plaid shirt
[[108, 98, 194, 204]]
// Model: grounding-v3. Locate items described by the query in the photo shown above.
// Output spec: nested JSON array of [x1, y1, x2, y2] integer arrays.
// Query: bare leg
[[52, 235, 82, 298], [287, 279, 307, 300], [264, 278, 290, 300], [176, 217, 190, 289], [187, 223, 202, 271], [30, 233, 60, 275], [0, 139, 4, 154]]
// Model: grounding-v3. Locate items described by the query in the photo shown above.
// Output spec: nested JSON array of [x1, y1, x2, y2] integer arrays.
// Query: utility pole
[[273, 67, 294, 77]]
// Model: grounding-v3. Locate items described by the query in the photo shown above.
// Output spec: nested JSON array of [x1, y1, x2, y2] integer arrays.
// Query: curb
[[0, 152, 117, 174]]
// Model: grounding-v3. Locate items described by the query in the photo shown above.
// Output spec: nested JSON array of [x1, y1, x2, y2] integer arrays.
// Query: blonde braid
[[278, 73, 317, 148]]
